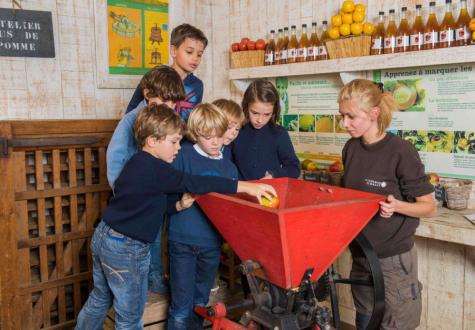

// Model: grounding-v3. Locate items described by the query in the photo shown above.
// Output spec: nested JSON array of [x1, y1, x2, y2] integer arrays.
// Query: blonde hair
[[338, 79, 396, 135], [212, 99, 245, 125], [134, 104, 186, 148], [187, 103, 228, 142]]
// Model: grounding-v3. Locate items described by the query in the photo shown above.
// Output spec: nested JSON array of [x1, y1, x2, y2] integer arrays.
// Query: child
[[212, 98, 245, 159], [338, 79, 436, 330], [126, 23, 208, 122], [232, 79, 300, 180], [166, 104, 238, 330], [75, 104, 276, 330]]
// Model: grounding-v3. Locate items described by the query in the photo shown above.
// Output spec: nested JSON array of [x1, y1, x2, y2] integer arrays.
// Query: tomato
[[240, 37, 250, 45], [231, 43, 239, 52], [255, 39, 266, 50], [247, 41, 256, 50], [238, 41, 248, 51]]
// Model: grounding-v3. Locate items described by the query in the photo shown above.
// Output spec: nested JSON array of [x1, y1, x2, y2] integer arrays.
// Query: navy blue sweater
[[231, 123, 300, 180], [168, 143, 238, 247], [103, 151, 237, 243]]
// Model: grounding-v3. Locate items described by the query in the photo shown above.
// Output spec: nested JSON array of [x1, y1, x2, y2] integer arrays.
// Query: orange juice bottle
[[371, 11, 385, 55], [297, 24, 310, 62], [306, 22, 319, 61], [423, 1, 439, 50], [280, 27, 289, 64], [318, 20, 329, 60], [409, 4, 424, 51], [274, 29, 283, 64], [396, 7, 410, 52], [287, 25, 298, 63], [454, 0, 471, 46], [384, 9, 397, 54], [265, 30, 276, 66], [439, 0, 456, 48]]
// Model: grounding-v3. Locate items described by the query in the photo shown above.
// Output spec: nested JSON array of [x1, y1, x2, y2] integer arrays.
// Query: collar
[[193, 144, 223, 160]]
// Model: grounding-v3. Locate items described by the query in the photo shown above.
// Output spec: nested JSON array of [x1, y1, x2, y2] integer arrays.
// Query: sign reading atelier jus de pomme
[[0, 8, 54, 57]]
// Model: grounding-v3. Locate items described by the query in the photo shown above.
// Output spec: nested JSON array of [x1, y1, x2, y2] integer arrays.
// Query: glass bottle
[[384, 9, 397, 54], [318, 20, 329, 60], [371, 11, 385, 55], [297, 24, 310, 62], [409, 4, 424, 51], [423, 1, 439, 50], [265, 30, 276, 66], [274, 29, 283, 64], [439, 0, 456, 48], [454, 0, 471, 46], [287, 25, 298, 63], [307, 22, 319, 61], [280, 27, 289, 64], [396, 7, 410, 52]]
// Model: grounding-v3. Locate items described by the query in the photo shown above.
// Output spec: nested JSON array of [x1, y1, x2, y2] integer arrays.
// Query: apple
[[247, 41, 256, 50], [256, 39, 266, 50], [238, 41, 248, 51], [329, 160, 343, 172], [306, 162, 318, 171], [261, 195, 280, 208], [231, 43, 239, 52], [428, 173, 440, 185]]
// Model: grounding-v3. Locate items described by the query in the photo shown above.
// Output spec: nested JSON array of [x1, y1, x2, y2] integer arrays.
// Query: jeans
[[149, 217, 168, 294], [167, 241, 221, 330], [75, 221, 150, 330]]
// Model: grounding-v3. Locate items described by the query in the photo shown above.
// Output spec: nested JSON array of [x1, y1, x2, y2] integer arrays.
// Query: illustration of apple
[[261, 195, 280, 208]]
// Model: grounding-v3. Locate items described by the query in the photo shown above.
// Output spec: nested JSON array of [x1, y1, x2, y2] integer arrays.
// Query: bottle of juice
[[287, 25, 298, 63], [384, 9, 397, 54], [306, 22, 319, 61], [280, 27, 289, 64], [318, 20, 329, 60], [371, 11, 385, 55], [265, 29, 276, 66], [439, 0, 456, 48], [297, 24, 310, 62], [409, 4, 424, 51], [396, 7, 410, 52], [454, 0, 471, 46], [423, 1, 439, 50], [274, 28, 283, 64]]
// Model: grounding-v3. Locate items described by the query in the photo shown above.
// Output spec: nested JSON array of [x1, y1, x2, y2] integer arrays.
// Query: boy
[[212, 98, 245, 160], [76, 104, 276, 330], [167, 104, 239, 330], [126, 23, 208, 122]]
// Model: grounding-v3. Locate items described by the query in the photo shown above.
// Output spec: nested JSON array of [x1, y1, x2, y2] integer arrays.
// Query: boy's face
[[196, 130, 224, 158], [143, 90, 176, 109], [171, 38, 205, 75], [223, 119, 241, 145], [248, 101, 274, 129], [146, 132, 182, 163]]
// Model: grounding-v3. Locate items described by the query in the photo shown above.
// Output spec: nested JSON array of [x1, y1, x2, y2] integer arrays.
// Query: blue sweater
[[126, 72, 203, 122], [169, 143, 239, 247], [103, 151, 237, 243], [232, 123, 300, 180]]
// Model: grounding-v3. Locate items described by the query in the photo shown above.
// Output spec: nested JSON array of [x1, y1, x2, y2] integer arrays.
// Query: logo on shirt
[[176, 91, 197, 122], [364, 179, 387, 188]]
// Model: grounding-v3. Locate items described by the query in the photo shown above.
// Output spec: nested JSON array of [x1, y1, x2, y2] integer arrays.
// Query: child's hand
[[177, 193, 195, 211], [379, 195, 398, 218], [237, 181, 277, 202]]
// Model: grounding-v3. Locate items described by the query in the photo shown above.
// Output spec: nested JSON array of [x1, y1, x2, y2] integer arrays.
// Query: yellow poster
[[144, 10, 168, 68]]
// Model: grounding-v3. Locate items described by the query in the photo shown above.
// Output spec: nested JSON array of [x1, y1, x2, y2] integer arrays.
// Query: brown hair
[[187, 103, 228, 142], [241, 79, 281, 125], [171, 23, 208, 48], [212, 99, 245, 125], [134, 103, 186, 148], [139, 65, 185, 101], [338, 79, 396, 134]]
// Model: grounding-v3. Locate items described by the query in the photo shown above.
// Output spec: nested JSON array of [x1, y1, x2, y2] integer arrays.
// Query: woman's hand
[[379, 193, 437, 219], [176, 193, 195, 211], [237, 181, 277, 204], [379, 194, 398, 218]]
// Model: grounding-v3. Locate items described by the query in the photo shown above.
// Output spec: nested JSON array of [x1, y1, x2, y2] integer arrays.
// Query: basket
[[230, 50, 265, 69], [325, 35, 372, 59], [444, 180, 472, 210]]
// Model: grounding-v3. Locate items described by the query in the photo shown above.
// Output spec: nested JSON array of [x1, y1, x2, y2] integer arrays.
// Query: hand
[[237, 181, 277, 203], [177, 193, 195, 211], [260, 174, 273, 180], [379, 194, 398, 218]]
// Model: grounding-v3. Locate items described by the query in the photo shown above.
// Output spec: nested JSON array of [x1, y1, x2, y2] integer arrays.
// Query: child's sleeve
[[272, 130, 301, 178], [167, 195, 179, 215]]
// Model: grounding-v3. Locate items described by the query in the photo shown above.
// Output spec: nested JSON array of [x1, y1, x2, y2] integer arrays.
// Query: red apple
[[329, 161, 343, 172], [256, 39, 266, 50], [238, 41, 248, 51], [247, 41, 256, 50], [428, 173, 440, 185], [231, 43, 239, 52]]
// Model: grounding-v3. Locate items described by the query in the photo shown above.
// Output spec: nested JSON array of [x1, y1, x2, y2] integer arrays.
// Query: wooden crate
[[0, 120, 117, 329]]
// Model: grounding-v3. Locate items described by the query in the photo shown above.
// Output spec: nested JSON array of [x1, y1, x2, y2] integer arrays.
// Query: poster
[[107, 0, 168, 75]]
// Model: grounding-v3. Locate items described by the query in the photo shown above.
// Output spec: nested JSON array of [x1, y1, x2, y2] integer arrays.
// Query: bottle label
[[281, 49, 288, 60], [318, 45, 327, 56], [424, 31, 439, 45], [275, 51, 281, 62], [265, 52, 274, 64], [384, 36, 395, 49], [371, 38, 382, 50], [439, 29, 454, 42], [455, 27, 469, 41], [307, 46, 318, 57], [297, 47, 307, 58], [396, 35, 410, 47], [410, 33, 423, 46], [287, 48, 297, 59]]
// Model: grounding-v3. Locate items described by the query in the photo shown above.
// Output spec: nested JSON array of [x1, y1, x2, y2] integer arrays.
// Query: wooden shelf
[[229, 46, 475, 80]]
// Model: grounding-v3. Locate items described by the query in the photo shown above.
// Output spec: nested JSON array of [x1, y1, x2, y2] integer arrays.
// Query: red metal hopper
[[196, 178, 384, 289]]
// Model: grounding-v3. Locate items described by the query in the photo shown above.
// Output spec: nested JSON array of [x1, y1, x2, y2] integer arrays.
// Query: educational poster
[[107, 0, 168, 75], [375, 63, 475, 180], [274, 75, 347, 170]]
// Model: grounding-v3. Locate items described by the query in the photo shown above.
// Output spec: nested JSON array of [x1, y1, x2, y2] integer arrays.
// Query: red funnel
[[196, 178, 384, 289]]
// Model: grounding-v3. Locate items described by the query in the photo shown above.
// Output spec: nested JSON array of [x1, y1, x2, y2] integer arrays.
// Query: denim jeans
[[149, 218, 168, 294], [167, 241, 221, 330], [75, 221, 150, 330]]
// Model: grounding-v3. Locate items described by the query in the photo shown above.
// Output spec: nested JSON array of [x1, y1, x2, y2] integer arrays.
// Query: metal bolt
[[319, 186, 325, 191], [274, 327, 279, 330], [327, 188, 333, 193]]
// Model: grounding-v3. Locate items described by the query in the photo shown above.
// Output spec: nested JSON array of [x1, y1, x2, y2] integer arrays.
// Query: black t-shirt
[[342, 133, 434, 258]]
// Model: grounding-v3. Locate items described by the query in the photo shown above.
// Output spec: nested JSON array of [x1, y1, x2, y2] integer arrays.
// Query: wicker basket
[[230, 50, 265, 69], [444, 180, 472, 210], [325, 35, 371, 59]]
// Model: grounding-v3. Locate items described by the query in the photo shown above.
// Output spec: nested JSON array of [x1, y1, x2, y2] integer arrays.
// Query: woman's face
[[248, 101, 274, 129], [339, 98, 375, 138]]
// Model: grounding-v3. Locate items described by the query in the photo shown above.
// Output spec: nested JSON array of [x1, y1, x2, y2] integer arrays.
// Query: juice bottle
[[265, 29, 276, 66], [454, 0, 471, 46], [439, 0, 456, 48], [280, 27, 289, 64], [371, 11, 385, 55], [384, 9, 397, 54], [423, 1, 439, 50], [297, 24, 310, 62], [318, 20, 329, 60], [274, 29, 283, 64], [306, 22, 319, 61], [287, 25, 298, 63], [409, 4, 424, 51], [396, 7, 410, 52]]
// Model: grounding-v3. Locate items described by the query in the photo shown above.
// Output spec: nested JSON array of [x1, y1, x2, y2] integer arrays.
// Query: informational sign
[[107, 0, 168, 75], [0, 8, 54, 58]]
